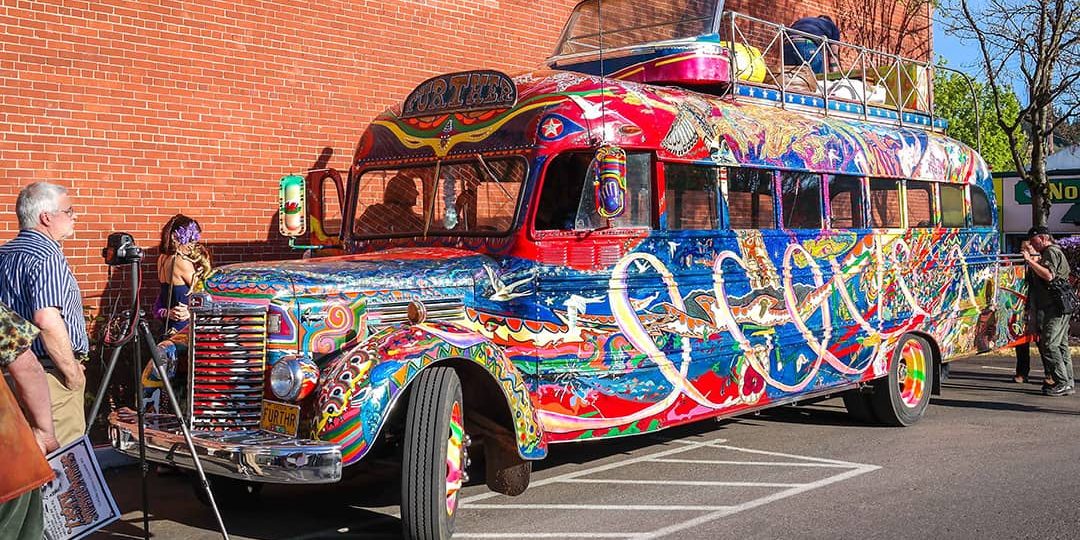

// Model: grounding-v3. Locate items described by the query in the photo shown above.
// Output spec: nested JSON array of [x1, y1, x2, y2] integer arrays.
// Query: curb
[[1024, 344, 1080, 358]]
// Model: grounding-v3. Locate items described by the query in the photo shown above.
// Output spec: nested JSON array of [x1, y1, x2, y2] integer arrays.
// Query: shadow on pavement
[[930, 396, 1080, 416], [753, 404, 880, 428], [99, 463, 406, 539]]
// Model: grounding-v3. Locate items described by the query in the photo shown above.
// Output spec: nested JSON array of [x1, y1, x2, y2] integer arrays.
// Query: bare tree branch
[[943, 0, 1080, 226]]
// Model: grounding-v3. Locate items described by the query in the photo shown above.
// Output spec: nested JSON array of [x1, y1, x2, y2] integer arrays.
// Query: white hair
[[16, 182, 68, 230]]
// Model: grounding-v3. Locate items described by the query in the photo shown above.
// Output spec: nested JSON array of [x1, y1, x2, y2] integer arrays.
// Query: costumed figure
[[142, 215, 212, 414]]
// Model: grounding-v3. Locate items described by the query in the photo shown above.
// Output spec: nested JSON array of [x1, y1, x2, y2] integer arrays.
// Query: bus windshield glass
[[554, 0, 720, 56], [353, 157, 526, 237]]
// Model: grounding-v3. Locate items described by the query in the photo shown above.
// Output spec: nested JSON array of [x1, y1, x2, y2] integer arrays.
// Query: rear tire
[[871, 334, 934, 426], [841, 389, 877, 424], [401, 367, 466, 540]]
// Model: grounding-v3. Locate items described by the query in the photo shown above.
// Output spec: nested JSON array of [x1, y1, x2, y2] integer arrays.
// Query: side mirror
[[279, 174, 307, 237], [592, 145, 627, 219]]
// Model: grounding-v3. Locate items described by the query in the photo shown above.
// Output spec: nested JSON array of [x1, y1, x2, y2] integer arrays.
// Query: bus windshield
[[554, 0, 720, 56], [352, 157, 526, 238]]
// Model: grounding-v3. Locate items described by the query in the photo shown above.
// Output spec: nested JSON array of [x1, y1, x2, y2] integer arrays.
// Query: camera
[[102, 232, 144, 265]]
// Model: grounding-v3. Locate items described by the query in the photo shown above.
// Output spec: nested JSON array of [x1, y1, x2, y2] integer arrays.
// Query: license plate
[[260, 400, 300, 437]]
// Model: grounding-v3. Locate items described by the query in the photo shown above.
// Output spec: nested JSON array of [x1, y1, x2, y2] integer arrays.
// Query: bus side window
[[869, 178, 901, 228], [828, 175, 865, 228], [780, 171, 822, 229], [321, 175, 343, 235], [971, 185, 994, 227], [538, 151, 653, 230], [906, 180, 934, 228], [940, 184, 967, 228], [665, 163, 719, 230], [726, 168, 775, 229], [536, 153, 591, 230]]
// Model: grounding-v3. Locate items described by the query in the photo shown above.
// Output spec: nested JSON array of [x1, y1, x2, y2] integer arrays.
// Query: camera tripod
[[86, 242, 229, 540]]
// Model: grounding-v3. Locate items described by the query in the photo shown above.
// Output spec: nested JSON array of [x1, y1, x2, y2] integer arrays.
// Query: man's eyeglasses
[[53, 207, 76, 218]]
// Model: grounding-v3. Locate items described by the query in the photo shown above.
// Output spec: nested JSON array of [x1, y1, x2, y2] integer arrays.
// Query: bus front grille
[[189, 307, 267, 431]]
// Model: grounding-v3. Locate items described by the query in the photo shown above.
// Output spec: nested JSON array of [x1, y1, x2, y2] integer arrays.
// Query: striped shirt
[[0, 229, 88, 362]]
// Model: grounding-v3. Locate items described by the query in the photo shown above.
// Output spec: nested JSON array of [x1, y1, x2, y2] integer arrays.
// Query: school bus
[[110, 1, 1028, 538]]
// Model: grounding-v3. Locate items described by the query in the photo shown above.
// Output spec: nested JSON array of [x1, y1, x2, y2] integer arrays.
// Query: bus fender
[[314, 321, 547, 467]]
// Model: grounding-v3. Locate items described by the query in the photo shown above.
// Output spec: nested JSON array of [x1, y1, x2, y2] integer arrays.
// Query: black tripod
[[86, 237, 229, 539]]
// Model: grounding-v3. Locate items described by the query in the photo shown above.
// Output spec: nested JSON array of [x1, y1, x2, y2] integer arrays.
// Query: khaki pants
[[46, 372, 86, 445]]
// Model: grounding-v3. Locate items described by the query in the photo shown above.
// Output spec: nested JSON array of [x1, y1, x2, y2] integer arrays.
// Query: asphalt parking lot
[[93, 349, 1080, 539]]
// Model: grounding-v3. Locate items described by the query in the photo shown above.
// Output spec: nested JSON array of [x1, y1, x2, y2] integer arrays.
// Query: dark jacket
[[790, 16, 840, 41], [1028, 244, 1070, 311]]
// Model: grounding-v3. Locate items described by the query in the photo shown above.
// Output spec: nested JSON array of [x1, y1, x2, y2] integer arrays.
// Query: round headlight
[[270, 357, 319, 402]]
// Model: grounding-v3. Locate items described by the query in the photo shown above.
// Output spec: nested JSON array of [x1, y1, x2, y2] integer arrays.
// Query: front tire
[[401, 367, 466, 540], [871, 334, 934, 426]]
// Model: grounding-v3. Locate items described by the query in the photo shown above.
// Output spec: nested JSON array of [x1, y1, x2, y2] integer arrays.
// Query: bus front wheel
[[872, 334, 934, 426], [401, 366, 467, 540]]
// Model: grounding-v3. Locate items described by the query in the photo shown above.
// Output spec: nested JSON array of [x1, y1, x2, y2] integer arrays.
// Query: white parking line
[[981, 365, 1045, 375], [651, 458, 855, 468], [465, 503, 733, 511], [456, 534, 634, 538], [460, 438, 729, 504], [690, 440, 872, 466], [455, 436, 880, 540], [630, 464, 879, 540], [561, 478, 802, 488]]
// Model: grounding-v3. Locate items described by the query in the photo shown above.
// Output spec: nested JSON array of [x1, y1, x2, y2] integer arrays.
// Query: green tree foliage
[[934, 68, 1026, 172]]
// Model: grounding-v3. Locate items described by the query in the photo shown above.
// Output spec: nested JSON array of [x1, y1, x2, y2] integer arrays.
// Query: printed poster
[[42, 436, 121, 540]]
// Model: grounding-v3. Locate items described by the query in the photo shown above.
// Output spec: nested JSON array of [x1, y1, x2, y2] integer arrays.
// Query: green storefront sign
[[1013, 177, 1080, 224], [1013, 177, 1080, 204]]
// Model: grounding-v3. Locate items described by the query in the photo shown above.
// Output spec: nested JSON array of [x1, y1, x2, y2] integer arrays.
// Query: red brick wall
[[0, 0, 933, 318], [0, 0, 578, 315]]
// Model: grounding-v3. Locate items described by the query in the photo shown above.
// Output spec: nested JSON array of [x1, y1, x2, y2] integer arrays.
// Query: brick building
[[1, 0, 931, 319]]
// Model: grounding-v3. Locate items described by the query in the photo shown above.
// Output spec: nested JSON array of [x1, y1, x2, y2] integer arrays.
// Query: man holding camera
[[1022, 226, 1075, 397], [0, 181, 89, 444]]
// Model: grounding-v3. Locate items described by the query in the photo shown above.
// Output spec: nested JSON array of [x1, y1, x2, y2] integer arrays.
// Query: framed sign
[[401, 70, 517, 118], [42, 436, 121, 540]]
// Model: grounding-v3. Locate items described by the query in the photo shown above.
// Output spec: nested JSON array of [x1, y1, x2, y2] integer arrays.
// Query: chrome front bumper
[[108, 409, 342, 484]]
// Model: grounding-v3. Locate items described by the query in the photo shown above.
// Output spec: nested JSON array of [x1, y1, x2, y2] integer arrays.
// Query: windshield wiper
[[423, 160, 441, 239], [475, 153, 514, 200]]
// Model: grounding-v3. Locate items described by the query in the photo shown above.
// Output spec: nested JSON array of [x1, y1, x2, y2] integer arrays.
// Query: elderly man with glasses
[[0, 181, 89, 443]]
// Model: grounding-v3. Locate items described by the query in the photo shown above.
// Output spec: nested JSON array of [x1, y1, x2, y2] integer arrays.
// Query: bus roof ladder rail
[[719, 10, 963, 135]]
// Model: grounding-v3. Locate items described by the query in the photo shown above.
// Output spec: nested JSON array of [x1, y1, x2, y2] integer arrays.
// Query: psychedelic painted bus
[[110, 2, 1028, 538]]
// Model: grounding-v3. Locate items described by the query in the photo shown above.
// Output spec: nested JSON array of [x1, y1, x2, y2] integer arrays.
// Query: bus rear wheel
[[401, 366, 467, 540], [871, 334, 933, 426]]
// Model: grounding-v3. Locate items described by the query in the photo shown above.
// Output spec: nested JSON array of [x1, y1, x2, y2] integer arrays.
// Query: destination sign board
[[401, 70, 517, 119]]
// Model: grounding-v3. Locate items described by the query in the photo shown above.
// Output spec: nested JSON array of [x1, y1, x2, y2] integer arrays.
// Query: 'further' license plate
[[260, 400, 300, 437]]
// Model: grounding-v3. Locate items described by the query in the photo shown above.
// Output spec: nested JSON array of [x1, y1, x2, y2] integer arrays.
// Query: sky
[[932, 2, 1031, 104], [932, 1, 985, 75], [933, 20, 981, 74]]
